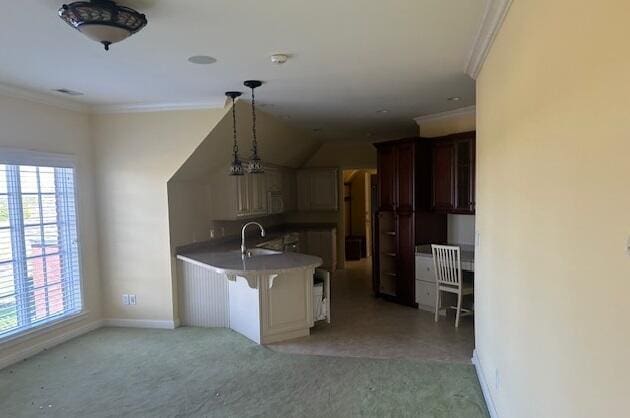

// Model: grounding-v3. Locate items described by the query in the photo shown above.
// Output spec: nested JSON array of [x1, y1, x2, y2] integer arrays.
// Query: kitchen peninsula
[[177, 247, 322, 344]]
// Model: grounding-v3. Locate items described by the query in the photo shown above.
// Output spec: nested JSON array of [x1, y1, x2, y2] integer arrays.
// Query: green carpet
[[0, 327, 488, 417]]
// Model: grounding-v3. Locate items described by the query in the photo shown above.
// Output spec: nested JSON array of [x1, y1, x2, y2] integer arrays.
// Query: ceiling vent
[[53, 88, 84, 96]]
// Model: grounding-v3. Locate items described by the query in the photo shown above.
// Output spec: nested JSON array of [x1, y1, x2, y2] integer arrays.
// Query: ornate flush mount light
[[58, 0, 147, 51]]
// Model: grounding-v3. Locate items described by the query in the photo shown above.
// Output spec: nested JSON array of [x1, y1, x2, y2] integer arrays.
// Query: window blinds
[[0, 163, 82, 339]]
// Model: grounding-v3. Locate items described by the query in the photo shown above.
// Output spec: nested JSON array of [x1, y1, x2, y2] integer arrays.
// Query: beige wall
[[169, 101, 320, 245], [476, 1, 629, 417], [304, 141, 377, 168], [91, 107, 228, 324], [0, 94, 101, 364], [416, 109, 476, 137]]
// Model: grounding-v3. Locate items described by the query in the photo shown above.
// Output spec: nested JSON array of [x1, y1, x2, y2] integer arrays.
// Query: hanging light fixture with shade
[[226, 91, 245, 176], [58, 0, 147, 51], [243, 80, 264, 174]]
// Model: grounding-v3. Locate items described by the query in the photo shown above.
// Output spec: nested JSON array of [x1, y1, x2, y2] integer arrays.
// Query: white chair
[[431, 244, 474, 328]]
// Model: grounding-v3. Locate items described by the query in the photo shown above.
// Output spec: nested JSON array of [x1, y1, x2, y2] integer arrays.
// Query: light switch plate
[[122, 294, 129, 305], [129, 294, 137, 305]]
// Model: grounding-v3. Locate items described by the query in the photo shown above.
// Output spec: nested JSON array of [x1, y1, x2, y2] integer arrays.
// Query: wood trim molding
[[102, 318, 179, 329], [91, 99, 226, 114], [0, 319, 103, 370], [413, 105, 476, 126], [472, 349, 500, 418], [0, 82, 89, 113], [465, 0, 514, 79], [0, 82, 226, 114]]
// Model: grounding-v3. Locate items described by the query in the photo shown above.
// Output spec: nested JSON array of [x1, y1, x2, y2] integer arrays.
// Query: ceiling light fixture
[[448, 96, 462, 101], [188, 55, 217, 65], [243, 80, 264, 174], [270, 54, 289, 65], [59, 0, 147, 51], [226, 91, 244, 176]]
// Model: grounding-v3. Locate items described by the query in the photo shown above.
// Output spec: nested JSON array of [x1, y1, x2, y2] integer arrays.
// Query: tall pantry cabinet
[[373, 139, 443, 307]]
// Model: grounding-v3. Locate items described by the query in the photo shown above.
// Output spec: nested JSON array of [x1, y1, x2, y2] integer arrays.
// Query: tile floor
[[269, 258, 475, 363]]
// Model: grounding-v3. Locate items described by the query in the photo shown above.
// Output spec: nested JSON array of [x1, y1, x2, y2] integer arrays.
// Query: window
[[0, 158, 82, 340]]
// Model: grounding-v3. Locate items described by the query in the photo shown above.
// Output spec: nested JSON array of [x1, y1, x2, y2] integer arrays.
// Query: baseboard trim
[[472, 349, 499, 418], [0, 320, 103, 371], [103, 318, 178, 329]]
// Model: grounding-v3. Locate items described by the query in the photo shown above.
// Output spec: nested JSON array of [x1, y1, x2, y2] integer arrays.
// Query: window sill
[[0, 310, 90, 347]]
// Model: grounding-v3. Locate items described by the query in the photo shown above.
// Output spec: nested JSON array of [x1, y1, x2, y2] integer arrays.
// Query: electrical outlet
[[122, 294, 130, 305], [209, 229, 215, 239], [129, 294, 137, 305]]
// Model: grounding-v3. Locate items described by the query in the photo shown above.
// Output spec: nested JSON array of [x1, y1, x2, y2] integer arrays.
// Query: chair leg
[[434, 288, 440, 322], [455, 292, 462, 328]]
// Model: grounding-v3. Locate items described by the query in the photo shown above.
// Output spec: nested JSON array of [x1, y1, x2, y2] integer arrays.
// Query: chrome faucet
[[241, 222, 265, 255]]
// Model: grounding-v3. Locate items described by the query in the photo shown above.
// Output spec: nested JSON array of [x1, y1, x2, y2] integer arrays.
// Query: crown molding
[[0, 82, 89, 113], [414, 105, 476, 125], [91, 99, 226, 114], [465, 0, 514, 79]]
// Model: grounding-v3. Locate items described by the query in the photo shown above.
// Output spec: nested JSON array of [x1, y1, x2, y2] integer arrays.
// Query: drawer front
[[415, 280, 436, 308], [415, 256, 435, 282]]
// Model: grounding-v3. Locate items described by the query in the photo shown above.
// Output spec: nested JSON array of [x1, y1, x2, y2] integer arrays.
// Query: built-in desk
[[415, 244, 475, 272], [414, 244, 475, 312]]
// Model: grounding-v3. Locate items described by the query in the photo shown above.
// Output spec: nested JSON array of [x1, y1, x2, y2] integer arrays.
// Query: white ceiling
[[0, 0, 486, 141]]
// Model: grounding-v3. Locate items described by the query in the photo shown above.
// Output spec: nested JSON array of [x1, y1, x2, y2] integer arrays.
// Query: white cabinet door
[[305, 229, 336, 272], [416, 280, 436, 310], [296, 170, 311, 211], [282, 169, 297, 212], [265, 168, 282, 192], [248, 173, 267, 216], [296, 169, 338, 211], [415, 255, 435, 282], [236, 175, 250, 216], [309, 169, 338, 210]]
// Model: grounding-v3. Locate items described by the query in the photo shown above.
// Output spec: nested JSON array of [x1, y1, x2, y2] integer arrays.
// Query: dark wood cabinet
[[396, 212, 415, 306], [396, 142, 415, 212], [432, 141, 455, 211], [373, 133, 475, 309], [431, 132, 475, 214], [376, 144, 396, 211]]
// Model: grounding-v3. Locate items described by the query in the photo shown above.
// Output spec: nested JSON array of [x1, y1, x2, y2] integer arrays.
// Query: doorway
[[341, 169, 376, 263]]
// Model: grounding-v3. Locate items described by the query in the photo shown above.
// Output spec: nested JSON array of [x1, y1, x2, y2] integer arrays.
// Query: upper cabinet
[[211, 167, 268, 220], [296, 168, 339, 211], [431, 132, 475, 214], [376, 144, 397, 211]]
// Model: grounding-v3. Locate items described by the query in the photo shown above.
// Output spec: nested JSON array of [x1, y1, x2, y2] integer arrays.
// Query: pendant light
[[243, 80, 264, 174], [59, 0, 147, 51], [226, 91, 244, 176]]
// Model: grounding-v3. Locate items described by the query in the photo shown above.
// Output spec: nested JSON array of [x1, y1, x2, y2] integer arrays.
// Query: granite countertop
[[177, 250, 322, 276], [176, 223, 337, 256]]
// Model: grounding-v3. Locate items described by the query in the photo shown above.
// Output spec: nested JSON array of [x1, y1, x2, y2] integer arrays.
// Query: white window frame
[[0, 147, 86, 344]]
